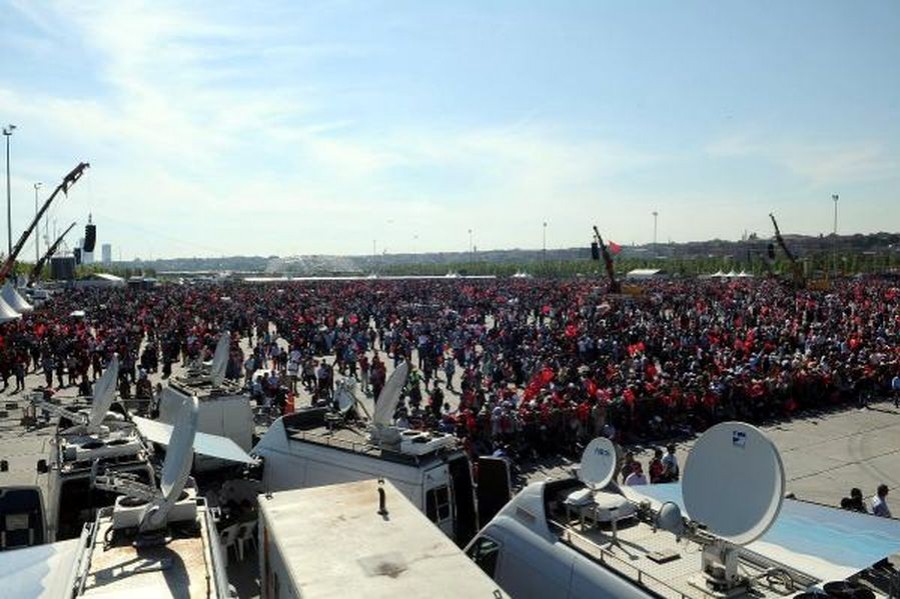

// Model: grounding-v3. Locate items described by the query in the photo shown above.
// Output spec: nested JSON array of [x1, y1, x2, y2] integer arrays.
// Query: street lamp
[[3, 124, 16, 256], [33, 182, 42, 262], [832, 194, 839, 275]]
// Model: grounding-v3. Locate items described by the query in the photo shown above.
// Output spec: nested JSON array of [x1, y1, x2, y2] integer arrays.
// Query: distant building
[[102, 244, 112, 265], [82, 251, 93, 265]]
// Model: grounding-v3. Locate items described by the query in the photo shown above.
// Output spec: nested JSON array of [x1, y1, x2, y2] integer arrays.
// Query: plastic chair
[[219, 524, 239, 564], [235, 521, 257, 561]]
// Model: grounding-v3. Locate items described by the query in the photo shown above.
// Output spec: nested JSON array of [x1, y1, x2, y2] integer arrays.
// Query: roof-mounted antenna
[[682, 421, 785, 593], [210, 332, 230, 387], [373, 361, 409, 427], [93, 395, 200, 532], [87, 354, 119, 434]]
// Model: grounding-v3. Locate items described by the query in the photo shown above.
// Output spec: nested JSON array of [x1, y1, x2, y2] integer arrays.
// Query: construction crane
[[592, 225, 621, 293], [27, 222, 76, 286], [0, 162, 89, 282], [768, 213, 806, 288]]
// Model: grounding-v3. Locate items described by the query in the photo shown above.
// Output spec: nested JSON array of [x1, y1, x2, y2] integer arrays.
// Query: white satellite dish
[[141, 395, 198, 531], [209, 332, 230, 387], [87, 354, 119, 433], [335, 380, 358, 415], [373, 361, 409, 427], [579, 437, 617, 490], [682, 421, 785, 546]]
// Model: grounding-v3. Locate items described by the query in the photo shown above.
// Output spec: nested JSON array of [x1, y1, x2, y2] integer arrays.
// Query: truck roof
[[258, 479, 508, 598], [279, 409, 462, 467]]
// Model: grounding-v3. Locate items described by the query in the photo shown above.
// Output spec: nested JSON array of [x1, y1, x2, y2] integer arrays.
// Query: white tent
[[0, 295, 22, 323], [2, 282, 33, 313]]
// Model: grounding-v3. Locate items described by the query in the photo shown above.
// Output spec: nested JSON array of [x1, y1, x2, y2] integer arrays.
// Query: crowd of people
[[0, 276, 898, 472]]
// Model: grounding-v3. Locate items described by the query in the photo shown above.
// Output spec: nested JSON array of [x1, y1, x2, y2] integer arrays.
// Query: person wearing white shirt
[[872, 484, 891, 518], [625, 462, 648, 486]]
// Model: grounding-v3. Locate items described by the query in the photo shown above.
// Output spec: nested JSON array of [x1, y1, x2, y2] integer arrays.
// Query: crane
[[0, 162, 89, 282], [768, 213, 806, 288], [27, 222, 76, 286], [592, 225, 621, 293]]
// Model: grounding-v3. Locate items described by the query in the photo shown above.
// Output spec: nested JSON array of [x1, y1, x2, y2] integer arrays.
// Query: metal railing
[[547, 518, 714, 599]]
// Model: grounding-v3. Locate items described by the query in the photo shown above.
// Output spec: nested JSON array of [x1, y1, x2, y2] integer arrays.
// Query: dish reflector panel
[[579, 437, 617, 490], [373, 361, 409, 426], [683, 421, 784, 545], [87, 354, 119, 432], [210, 332, 230, 387], [160, 395, 198, 501], [132, 415, 256, 464], [336, 382, 357, 414]]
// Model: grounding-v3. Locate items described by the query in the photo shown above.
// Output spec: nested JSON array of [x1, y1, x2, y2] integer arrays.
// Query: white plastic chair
[[235, 521, 258, 560], [219, 524, 239, 564]]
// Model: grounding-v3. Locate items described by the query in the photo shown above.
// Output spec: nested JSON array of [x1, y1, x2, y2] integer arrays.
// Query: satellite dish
[[373, 361, 409, 427], [656, 501, 685, 537], [335, 380, 357, 415], [87, 354, 119, 432], [141, 395, 198, 531], [579, 437, 617, 490], [682, 422, 784, 545], [209, 332, 230, 387]]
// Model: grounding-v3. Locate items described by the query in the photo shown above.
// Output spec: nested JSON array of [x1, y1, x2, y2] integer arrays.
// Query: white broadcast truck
[[257, 479, 509, 598], [251, 362, 511, 546]]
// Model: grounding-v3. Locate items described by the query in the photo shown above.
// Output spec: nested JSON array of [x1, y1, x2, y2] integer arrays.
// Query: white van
[[257, 479, 509, 598], [158, 380, 253, 472], [252, 408, 510, 546]]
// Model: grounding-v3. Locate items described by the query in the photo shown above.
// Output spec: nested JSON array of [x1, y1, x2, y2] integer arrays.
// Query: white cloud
[[707, 134, 899, 186]]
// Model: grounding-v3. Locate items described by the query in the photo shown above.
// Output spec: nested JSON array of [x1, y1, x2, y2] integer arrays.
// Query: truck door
[[425, 472, 453, 538], [476, 456, 512, 527], [448, 455, 477, 546]]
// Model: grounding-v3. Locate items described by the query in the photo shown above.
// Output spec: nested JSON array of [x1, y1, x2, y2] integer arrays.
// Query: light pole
[[832, 194, 839, 275], [652, 210, 658, 257], [33, 182, 42, 262], [3, 124, 16, 257]]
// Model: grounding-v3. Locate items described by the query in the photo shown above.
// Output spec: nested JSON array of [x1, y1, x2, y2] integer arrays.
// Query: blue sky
[[1, 0, 898, 259]]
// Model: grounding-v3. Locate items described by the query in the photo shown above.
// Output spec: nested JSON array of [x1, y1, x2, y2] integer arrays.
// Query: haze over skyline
[[1, 1, 898, 260]]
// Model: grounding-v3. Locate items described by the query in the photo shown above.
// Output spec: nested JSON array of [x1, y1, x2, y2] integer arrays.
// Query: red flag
[[607, 240, 622, 255]]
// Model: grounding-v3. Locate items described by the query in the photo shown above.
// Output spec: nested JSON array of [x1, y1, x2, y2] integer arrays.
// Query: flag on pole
[[607, 240, 622, 255]]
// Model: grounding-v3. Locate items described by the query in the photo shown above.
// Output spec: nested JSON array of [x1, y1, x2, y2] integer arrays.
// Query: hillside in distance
[[113, 232, 900, 275]]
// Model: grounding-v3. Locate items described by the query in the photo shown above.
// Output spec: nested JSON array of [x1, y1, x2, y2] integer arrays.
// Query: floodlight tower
[[3, 124, 16, 256], [832, 194, 839, 275]]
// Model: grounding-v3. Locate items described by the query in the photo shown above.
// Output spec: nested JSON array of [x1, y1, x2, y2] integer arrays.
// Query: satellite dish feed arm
[[30, 395, 87, 426], [90, 461, 158, 503]]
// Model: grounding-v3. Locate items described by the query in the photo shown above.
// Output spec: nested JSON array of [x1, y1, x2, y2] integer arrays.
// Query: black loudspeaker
[[73, 248, 82, 265], [50, 256, 75, 280], [83, 223, 96, 252], [767, 243, 776, 261], [590, 242, 600, 261]]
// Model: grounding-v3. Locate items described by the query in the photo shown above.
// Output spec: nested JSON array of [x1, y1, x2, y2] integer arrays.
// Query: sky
[[0, 0, 898, 260]]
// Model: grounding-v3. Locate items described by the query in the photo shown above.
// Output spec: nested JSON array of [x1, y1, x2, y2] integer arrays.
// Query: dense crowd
[[1, 276, 898, 466]]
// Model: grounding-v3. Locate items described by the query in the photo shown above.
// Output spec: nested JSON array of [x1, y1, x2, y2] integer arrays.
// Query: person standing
[[625, 462, 648, 486], [872, 484, 891, 518]]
